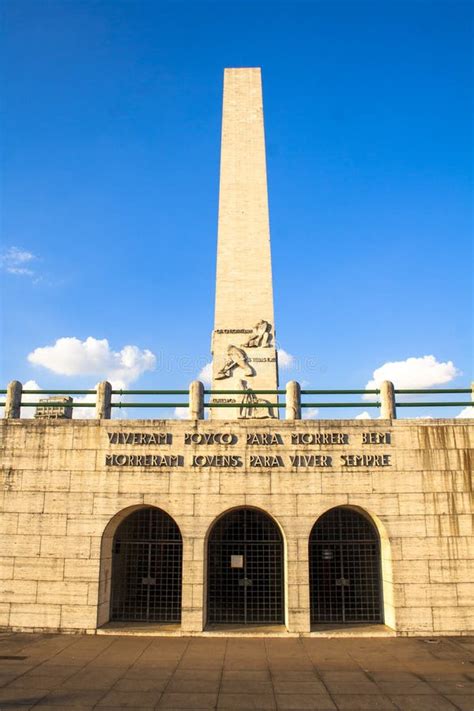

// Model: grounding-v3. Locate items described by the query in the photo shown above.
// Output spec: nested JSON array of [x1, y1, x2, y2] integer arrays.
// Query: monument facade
[[0, 69, 472, 637]]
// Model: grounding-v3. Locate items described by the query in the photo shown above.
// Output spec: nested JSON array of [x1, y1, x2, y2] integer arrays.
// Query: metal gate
[[309, 508, 382, 624], [111, 507, 182, 623], [207, 508, 284, 625]]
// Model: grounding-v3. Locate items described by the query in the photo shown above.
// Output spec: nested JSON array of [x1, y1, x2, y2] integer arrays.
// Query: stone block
[[37, 580, 89, 605], [143, 494, 195, 516], [271, 471, 322, 494], [9, 603, 61, 628], [21, 470, 71, 492], [3, 492, 45, 513], [66, 515, 111, 537], [296, 495, 349, 518], [389, 560, 430, 584], [60, 604, 97, 629], [0, 579, 37, 604], [322, 471, 372, 494], [0, 603, 10, 626], [93, 493, 143, 515], [372, 471, 423, 493], [40, 534, 91, 559], [2, 535, 41, 557], [87, 582, 99, 605], [381, 515, 426, 538], [219, 471, 271, 494], [17, 513, 67, 536], [69, 471, 119, 493], [424, 492, 472, 515], [401, 536, 472, 560], [0, 557, 14, 579], [422, 470, 468, 493], [245, 494, 297, 517], [44, 492, 94, 514], [403, 583, 457, 607], [118, 471, 169, 494], [47, 448, 97, 471], [398, 493, 426, 515], [287, 609, 310, 633], [14, 557, 64, 581], [169, 470, 218, 495], [456, 582, 474, 606], [0, 469, 23, 490], [432, 606, 474, 632], [0, 513, 19, 535], [429, 559, 473, 583], [181, 608, 204, 632], [425, 514, 473, 537], [396, 607, 433, 632], [193, 494, 241, 516], [64, 558, 99, 581]]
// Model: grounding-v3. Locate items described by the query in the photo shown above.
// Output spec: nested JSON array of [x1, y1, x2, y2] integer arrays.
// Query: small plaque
[[231, 555, 243, 568]]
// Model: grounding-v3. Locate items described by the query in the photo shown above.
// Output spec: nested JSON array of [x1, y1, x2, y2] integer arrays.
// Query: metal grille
[[208, 508, 284, 625], [309, 508, 382, 624], [111, 508, 182, 623]]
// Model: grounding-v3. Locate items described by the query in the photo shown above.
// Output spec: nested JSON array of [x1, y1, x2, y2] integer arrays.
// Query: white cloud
[[174, 406, 190, 420], [198, 362, 213, 385], [1, 247, 36, 277], [363, 355, 461, 400], [456, 406, 474, 419], [302, 407, 319, 419], [27, 337, 156, 388], [355, 411, 372, 419], [278, 349, 295, 369]]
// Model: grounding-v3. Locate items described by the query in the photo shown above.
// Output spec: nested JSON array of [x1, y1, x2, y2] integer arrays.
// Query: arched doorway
[[110, 507, 182, 623], [207, 508, 284, 625], [309, 507, 382, 624]]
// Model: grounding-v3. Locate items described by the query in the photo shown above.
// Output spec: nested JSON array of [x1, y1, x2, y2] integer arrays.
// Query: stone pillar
[[286, 381, 301, 420], [211, 68, 278, 418], [180, 538, 204, 632], [380, 380, 396, 419], [189, 381, 204, 420], [5, 381, 22, 419], [96, 381, 112, 420]]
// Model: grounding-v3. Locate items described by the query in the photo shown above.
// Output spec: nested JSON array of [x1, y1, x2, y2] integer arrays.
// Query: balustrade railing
[[1, 381, 472, 420]]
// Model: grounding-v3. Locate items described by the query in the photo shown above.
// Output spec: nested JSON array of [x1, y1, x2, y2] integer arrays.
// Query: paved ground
[[0, 633, 473, 710]]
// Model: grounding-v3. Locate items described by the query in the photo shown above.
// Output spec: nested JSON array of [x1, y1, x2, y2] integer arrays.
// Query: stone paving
[[0, 633, 473, 710]]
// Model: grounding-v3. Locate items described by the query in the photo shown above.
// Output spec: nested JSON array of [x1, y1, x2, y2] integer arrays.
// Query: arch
[[309, 506, 383, 625], [206, 507, 284, 625], [97, 505, 182, 626]]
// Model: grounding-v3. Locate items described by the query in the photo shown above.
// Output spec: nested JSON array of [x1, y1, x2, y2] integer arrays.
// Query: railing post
[[96, 381, 112, 420], [286, 381, 301, 420], [380, 380, 396, 419], [189, 380, 204, 420], [5, 380, 22, 419]]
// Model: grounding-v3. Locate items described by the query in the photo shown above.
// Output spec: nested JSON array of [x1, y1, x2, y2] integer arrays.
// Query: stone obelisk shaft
[[211, 68, 278, 419]]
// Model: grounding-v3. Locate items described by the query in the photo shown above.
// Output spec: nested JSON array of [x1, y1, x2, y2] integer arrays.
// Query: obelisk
[[211, 68, 278, 419]]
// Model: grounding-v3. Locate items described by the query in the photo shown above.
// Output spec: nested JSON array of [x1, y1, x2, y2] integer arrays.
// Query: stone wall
[[0, 417, 472, 635]]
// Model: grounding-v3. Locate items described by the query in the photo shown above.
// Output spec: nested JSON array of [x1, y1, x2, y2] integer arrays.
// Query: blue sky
[[1, 0, 472, 418]]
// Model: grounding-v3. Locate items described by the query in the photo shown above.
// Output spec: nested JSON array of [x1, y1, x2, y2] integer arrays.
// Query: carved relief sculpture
[[238, 380, 275, 419], [215, 345, 255, 380], [242, 320, 272, 348]]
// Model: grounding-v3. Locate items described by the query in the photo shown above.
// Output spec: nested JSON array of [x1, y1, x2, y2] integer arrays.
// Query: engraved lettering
[[250, 455, 283, 467], [341, 454, 391, 467], [362, 432, 392, 445], [291, 433, 349, 445], [247, 433, 283, 445]]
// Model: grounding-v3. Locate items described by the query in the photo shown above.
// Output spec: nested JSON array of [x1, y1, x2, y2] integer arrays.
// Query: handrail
[[2, 382, 472, 420]]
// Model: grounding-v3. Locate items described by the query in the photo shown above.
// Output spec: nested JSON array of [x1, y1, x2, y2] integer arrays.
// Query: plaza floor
[[0, 632, 472, 710]]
